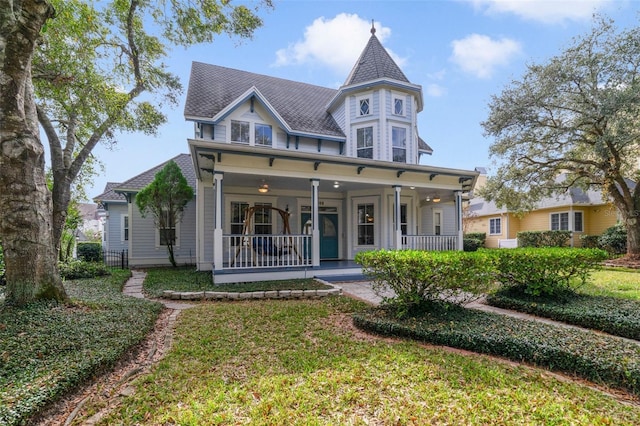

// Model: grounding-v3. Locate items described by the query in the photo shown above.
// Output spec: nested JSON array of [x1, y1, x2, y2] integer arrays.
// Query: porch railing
[[223, 234, 312, 270], [402, 235, 458, 251]]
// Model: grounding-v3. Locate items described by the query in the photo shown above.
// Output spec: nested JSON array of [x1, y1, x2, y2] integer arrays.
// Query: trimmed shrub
[[598, 223, 627, 255], [579, 234, 600, 249], [355, 250, 495, 316], [353, 302, 640, 396], [464, 232, 486, 246], [463, 238, 482, 252], [517, 230, 571, 247], [488, 247, 608, 296], [487, 290, 640, 341], [59, 260, 110, 280], [77, 242, 103, 262]]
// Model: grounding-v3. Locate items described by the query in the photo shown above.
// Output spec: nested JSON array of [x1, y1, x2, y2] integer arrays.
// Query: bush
[[77, 242, 103, 262], [599, 223, 627, 255], [517, 230, 572, 247], [59, 260, 110, 280], [579, 234, 600, 249], [353, 302, 640, 396], [487, 290, 640, 341], [464, 232, 486, 246], [463, 238, 483, 252], [488, 247, 608, 296], [355, 250, 495, 316]]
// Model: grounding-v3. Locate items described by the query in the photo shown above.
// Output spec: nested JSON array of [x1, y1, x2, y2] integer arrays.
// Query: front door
[[301, 213, 339, 259]]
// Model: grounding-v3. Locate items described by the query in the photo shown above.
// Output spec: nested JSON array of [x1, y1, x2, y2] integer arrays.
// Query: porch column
[[213, 172, 224, 270], [311, 179, 320, 267], [393, 185, 403, 249], [455, 190, 463, 251]]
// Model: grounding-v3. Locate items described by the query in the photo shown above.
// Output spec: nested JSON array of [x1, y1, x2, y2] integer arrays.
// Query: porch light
[[433, 195, 441, 203], [258, 182, 269, 193], [333, 181, 340, 189]]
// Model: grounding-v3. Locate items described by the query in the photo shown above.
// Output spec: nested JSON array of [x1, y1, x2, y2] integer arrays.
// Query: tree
[[0, 0, 271, 306], [481, 16, 640, 258], [0, 1, 68, 306], [136, 160, 194, 267]]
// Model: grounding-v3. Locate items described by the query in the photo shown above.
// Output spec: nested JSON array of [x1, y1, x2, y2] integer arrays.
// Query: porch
[[212, 234, 459, 284]]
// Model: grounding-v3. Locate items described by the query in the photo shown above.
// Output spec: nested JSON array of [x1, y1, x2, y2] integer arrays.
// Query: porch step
[[315, 274, 366, 283]]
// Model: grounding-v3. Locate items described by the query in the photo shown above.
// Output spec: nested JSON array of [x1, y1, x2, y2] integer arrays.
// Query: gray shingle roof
[[93, 182, 126, 203], [344, 33, 409, 86], [114, 153, 196, 193], [184, 62, 344, 138]]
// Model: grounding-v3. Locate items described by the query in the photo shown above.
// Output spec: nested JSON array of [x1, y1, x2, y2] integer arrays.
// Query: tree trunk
[[625, 217, 640, 259], [0, 0, 68, 306]]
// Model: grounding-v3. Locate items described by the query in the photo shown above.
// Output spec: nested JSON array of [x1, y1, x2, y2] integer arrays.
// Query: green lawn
[[579, 268, 640, 299], [88, 297, 640, 425]]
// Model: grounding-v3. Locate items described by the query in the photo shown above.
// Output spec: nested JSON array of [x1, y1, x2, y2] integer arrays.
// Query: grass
[[86, 297, 640, 425], [578, 268, 640, 299], [0, 270, 162, 426], [142, 266, 332, 298]]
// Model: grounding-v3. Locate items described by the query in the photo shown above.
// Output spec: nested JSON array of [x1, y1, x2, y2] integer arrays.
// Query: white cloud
[[426, 84, 446, 97], [450, 34, 521, 78], [469, 0, 614, 24], [274, 13, 405, 75]]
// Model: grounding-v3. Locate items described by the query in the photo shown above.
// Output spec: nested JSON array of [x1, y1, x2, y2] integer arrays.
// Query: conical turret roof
[[344, 25, 410, 86]]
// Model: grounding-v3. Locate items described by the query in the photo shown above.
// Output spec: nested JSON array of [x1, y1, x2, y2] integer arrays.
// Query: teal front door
[[301, 213, 339, 259]]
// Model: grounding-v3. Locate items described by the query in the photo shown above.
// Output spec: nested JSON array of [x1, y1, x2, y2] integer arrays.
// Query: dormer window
[[231, 120, 250, 143], [255, 123, 272, 146], [359, 98, 370, 116], [393, 97, 404, 116]]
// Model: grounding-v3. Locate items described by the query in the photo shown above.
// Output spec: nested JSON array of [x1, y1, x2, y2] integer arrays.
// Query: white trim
[[154, 210, 181, 249], [354, 122, 378, 160], [353, 196, 379, 249], [391, 92, 405, 117], [356, 93, 372, 117], [549, 211, 583, 232], [391, 124, 409, 163]]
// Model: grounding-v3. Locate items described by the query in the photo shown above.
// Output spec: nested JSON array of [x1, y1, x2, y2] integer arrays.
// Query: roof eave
[[326, 78, 423, 111]]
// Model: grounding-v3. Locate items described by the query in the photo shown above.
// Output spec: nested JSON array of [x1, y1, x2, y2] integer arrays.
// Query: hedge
[[77, 242, 102, 262], [517, 230, 571, 247], [486, 247, 608, 296], [355, 250, 496, 316], [353, 302, 640, 396], [487, 290, 640, 341]]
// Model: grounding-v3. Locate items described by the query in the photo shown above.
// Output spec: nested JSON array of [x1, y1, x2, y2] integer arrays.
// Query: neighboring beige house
[[465, 171, 619, 248]]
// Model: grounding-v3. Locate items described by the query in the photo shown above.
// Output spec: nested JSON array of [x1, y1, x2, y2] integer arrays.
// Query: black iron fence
[[103, 249, 128, 269]]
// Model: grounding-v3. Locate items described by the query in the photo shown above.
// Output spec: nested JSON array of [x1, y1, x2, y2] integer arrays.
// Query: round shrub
[[463, 238, 483, 252], [598, 223, 627, 255], [77, 242, 103, 262]]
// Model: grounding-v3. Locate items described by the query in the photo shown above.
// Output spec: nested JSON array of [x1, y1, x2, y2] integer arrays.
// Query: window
[[231, 201, 249, 239], [574, 211, 584, 232], [359, 98, 370, 116], [254, 203, 272, 235], [489, 217, 502, 235], [357, 203, 375, 245], [255, 123, 272, 146], [550, 211, 583, 232], [392, 127, 406, 162], [400, 204, 408, 235], [550, 212, 569, 231], [357, 126, 373, 159], [121, 215, 129, 242], [434, 210, 442, 235], [231, 120, 249, 143], [159, 210, 176, 246], [393, 97, 404, 115]]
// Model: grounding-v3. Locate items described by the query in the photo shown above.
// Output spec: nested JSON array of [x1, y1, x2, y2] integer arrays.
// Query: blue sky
[[89, 0, 637, 199]]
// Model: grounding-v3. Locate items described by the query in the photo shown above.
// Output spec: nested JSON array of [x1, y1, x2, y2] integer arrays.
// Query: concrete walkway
[[122, 269, 195, 310]]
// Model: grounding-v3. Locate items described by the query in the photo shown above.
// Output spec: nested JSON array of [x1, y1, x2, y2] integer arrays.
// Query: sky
[[88, 0, 639, 200]]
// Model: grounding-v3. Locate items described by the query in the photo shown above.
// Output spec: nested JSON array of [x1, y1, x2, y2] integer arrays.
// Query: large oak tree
[[0, 0, 272, 306], [481, 16, 640, 257]]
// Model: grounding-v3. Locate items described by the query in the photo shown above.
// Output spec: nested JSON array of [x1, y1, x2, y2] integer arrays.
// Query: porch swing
[[230, 205, 304, 267]]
